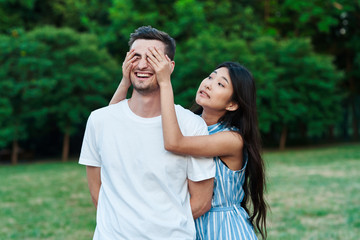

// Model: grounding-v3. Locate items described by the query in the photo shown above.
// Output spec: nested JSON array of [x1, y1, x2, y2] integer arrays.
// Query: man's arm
[[188, 178, 214, 219], [86, 166, 101, 208]]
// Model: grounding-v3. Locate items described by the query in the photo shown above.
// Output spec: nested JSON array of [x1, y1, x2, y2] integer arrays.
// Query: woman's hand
[[120, 49, 137, 88], [109, 49, 137, 105], [146, 47, 173, 87]]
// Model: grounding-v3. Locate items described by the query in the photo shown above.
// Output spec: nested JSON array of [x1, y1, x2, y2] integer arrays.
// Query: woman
[[111, 48, 267, 239]]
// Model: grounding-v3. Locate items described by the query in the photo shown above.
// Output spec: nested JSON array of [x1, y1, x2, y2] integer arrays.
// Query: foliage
[[252, 37, 344, 139], [266, 0, 360, 140], [26, 26, 119, 135], [0, 26, 119, 160], [173, 31, 253, 107], [25, 26, 119, 160], [0, 29, 53, 148], [0, 0, 356, 155], [0, 99, 13, 147], [0, 0, 91, 32], [267, 0, 341, 36]]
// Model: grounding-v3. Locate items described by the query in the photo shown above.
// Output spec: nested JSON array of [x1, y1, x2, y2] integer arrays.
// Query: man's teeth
[[136, 73, 151, 77]]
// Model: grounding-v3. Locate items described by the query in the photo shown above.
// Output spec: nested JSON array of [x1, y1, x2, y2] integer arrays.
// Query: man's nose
[[137, 57, 148, 69]]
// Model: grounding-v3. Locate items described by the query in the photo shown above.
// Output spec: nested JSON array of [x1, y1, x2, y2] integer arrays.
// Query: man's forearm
[[190, 195, 212, 219], [86, 166, 101, 208], [188, 178, 214, 219]]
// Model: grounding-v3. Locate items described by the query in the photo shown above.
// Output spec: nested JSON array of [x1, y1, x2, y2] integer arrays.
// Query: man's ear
[[226, 101, 239, 111], [165, 54, 175, 74], [170, 61, 175, 74]]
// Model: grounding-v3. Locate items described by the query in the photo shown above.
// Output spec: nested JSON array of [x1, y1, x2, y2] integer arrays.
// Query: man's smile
[[135, 71, 154, 78]]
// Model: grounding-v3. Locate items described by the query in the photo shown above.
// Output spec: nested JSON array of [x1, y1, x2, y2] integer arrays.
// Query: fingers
[[124, 49, 136, 64], [124, 49, 135, 61], [147, 47, 171, 66], [147, 54, 157, 68], [165, 54, 171, 62], [146, 50, 159, 68], [149, 47, 164, 62], [146, 48, 160, 68], [123, 50, 137, 70]]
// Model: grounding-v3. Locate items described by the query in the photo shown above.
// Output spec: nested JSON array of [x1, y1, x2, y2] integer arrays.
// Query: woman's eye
[[208, 76, 212, 79], [218, 82, 224, 87]]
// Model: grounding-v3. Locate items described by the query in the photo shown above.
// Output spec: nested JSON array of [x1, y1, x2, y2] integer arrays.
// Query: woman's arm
[[147, 47, 243, 158], [109, 49, 136, 105]]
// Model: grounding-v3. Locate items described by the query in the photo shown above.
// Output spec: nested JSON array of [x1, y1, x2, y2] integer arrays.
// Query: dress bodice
[[208, 123, 248, 208]]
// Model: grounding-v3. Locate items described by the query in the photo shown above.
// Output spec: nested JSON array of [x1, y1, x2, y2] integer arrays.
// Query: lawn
[[265, 143, 360, 240], [0, 143, 359, 239]]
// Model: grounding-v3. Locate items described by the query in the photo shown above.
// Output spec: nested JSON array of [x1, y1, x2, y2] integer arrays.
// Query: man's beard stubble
[[131, 80, 160, 95]]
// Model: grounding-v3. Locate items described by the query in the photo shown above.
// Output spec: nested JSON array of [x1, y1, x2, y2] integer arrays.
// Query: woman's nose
[[204, 80, 211, 90]]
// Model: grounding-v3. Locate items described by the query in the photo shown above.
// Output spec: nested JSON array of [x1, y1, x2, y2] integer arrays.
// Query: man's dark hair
[[129, 26, 176, 60]]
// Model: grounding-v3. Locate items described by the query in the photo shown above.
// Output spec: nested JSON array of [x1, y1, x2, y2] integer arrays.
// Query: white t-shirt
[[79, 100, 215, 240]]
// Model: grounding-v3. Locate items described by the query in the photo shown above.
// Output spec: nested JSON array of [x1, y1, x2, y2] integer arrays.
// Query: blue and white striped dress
[[195, 122, 258, 240]]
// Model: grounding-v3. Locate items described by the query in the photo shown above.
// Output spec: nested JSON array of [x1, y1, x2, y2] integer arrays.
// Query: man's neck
[[128, 90, 161, 118]]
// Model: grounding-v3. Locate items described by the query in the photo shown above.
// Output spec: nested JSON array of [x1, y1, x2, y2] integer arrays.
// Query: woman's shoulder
[[209, 122, 239, 134]]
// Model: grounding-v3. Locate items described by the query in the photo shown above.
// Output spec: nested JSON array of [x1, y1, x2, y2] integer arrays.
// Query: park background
[[0, 0, 359, 239]]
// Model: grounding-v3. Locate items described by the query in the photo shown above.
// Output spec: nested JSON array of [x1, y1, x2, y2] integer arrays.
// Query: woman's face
[[195, 67, 237, 113]]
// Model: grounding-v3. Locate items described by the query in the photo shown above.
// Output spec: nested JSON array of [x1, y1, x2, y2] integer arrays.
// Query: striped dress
[[195, 122, 258, 240]]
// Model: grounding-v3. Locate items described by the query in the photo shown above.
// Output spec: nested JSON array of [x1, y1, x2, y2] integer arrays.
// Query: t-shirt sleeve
[[187, 120, 216, 182], [79, 113, 101, 167]]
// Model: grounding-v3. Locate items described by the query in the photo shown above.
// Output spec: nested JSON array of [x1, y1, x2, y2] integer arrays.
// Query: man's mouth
[[135, 72, 153, 78]]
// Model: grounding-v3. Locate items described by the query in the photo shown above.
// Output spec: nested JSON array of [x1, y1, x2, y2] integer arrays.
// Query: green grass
[[265, 143, 360, 240], [0, 143, 359, 239], [0, 161, 95, 240]]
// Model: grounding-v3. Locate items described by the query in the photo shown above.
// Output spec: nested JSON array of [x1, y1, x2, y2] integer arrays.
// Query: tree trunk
[[264, 0, 270, 25], [11, 139, 18, 165], [351, 100, 359, 140], [279, 125, 288, 150], [62, 132, 70, 162], [300, 123, 307, 140], [346, 52, 358, 140], [328, 125, 334, 140]]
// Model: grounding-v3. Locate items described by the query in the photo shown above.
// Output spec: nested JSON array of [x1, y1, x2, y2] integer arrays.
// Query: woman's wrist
[[119, 78, 131, 88], [158, 77, 172, 88]]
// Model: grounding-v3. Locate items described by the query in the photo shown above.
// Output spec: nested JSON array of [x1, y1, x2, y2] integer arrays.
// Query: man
[[79, 26, 215, 239]]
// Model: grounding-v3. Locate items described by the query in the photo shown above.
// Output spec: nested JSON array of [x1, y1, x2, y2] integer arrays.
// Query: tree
[[265, 0, 360, 140], [27, 26, 120, 161], [252, 37, 344, 149], [0, 29, 53, 164]]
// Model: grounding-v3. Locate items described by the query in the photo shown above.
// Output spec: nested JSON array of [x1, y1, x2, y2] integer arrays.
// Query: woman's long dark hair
[[194, 62, 267, 239]]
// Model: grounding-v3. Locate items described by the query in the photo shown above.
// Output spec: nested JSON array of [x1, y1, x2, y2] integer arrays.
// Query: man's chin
[[132, 84, 160, 94]]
